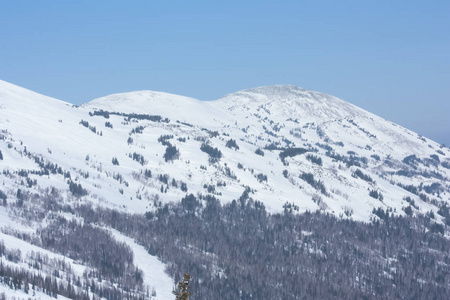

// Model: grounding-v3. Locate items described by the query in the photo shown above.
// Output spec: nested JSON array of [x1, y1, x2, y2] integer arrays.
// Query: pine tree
[[173, 273, 191, 300], [112, 157, 119, 165]]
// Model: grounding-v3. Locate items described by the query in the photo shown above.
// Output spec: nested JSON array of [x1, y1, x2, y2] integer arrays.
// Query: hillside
[[0, 79, 449, 299]]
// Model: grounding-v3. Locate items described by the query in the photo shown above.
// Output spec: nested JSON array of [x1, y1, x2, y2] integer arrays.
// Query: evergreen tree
[[173, 273, 191, 300], [255, 148, 264, 156], [164, 145, 180, 162], [16, 189, 23, 206], [225, 139, 239, 150]]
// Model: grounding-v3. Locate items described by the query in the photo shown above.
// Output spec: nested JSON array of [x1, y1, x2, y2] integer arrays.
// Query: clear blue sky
[[1, 0, 449, 145]]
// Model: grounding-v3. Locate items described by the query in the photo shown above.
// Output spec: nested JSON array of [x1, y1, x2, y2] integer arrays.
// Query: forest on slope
[[4, 187, 448, 299]]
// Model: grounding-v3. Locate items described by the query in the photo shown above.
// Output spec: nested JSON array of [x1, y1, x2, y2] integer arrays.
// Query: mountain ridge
[[1, 78, 448, 220], [1, 79, 450, 299]]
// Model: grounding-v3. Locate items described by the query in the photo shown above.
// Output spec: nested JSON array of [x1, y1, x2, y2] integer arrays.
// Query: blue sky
[[1, 0, 449, 145]]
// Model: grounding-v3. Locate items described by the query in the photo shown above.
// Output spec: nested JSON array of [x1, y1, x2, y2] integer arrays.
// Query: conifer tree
[[173, 273, 191, 300]]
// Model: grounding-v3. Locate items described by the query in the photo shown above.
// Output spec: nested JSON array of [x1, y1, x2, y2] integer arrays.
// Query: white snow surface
[[0, 78, 450, 297], [0, 285, 72, 300], [1, 79, 449, 220], [108, 228, 174, 300]]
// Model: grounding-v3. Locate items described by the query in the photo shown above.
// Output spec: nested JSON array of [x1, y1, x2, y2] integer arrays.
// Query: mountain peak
[[240, 84, 307, 95], [214, 84, 363, 122], [84, 90, 230, 126], [86, 90, 199, 107], [220, 85, 309, 101]]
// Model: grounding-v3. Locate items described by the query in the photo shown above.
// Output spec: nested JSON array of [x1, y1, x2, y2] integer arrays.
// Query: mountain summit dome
[[213, 84, 367, 121], [84, 90, 230, 126]]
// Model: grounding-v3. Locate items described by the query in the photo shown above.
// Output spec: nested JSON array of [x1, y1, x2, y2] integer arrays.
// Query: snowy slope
[[1, 79, 449, 218], [86, 90, 232, 128], [1, 79, 450, 298]]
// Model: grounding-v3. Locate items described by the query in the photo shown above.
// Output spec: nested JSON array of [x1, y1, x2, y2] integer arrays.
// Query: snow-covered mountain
[[0, 79, 449, 299], [1, 80, 448, 218]]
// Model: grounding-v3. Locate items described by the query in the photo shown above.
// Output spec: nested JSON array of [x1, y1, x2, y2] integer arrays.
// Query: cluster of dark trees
[[254, 148, 264, 156], [79, 120, 89, 128], [0, 190, 6, 205], [442, 160, 450, 169], [225, 139, 239, 150], [402, 154, 444, 170], [153, 173, 188, 193], [157, 134, 174, 146], [404, 197, 420, 213], [348, 119, 377, 138], [403, 154, 421, 167], [70, 194, 450, 300], [130, 125, 145, 135], [4, 183, 450, 299], [0, 261, 89, 300], [424, 182, 442, 195], [112, 157, 119, 165], [279, 147, 308, 164], [437, 205, 450, 226], [200, 143, 222, 163], [262, 125, 278, 137], [14, 166, 67, 180], [176, 120, 193, 127], [89, 110, 110, 118], [315, 142, 333, 152], [430, 154, 440, 162], [89, 109, 169, 123], [158, 174, 169, 185], [68, 180, 88, 197], [32, 154, 68, 176], [395, 166, 444, 181], [396, 180, 443, 201], [200, 128, 220, 138], [79, 120, 97, 134], [369, 189, 384, 201], [352, 168, 374, 183], [0, 239, 146, 300], [164, 145, 179, 162], [126, 113, 168, 123], [326, 150, 369, 167], [143, 169, 152, 178], [222, 165, 237, 180], [157, 135, 180, 162], [371, 154, 381, 161], [264, 142, 283, 151], [40, 220, 143, 290], [300, 172, 327, 195], [306, 154, 322, 166], [203, 184, 216, 193], [130, 152, 145, 165], [256, 173, 268, 183]]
